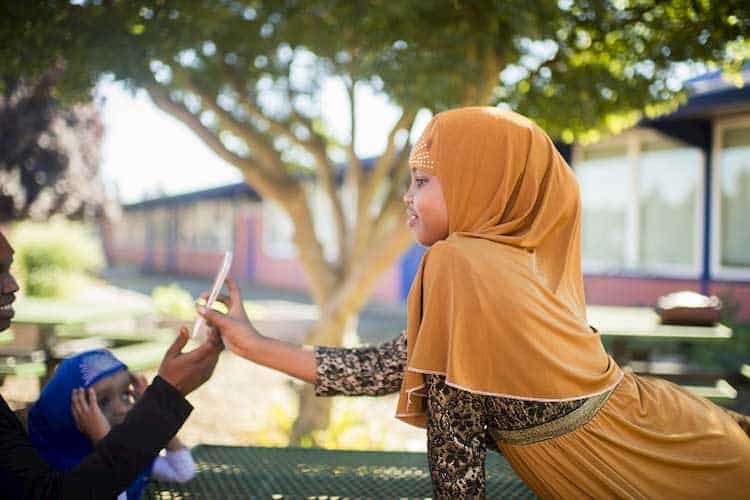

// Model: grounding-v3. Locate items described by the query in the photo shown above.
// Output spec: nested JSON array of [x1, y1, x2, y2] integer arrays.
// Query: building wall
[[106, 201, 402, 305], [251, 211, 400, 303], [584, 275, 750, 321]]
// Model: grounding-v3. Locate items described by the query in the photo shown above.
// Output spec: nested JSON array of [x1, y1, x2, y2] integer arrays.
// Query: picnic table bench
[[145, 445, 534, 499], [0, 295, 166, 385]]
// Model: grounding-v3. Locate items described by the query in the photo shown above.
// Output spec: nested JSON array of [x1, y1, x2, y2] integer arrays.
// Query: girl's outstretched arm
[[196, 278, 317, 384], [197, 278, 405, 395], [315, 334, 406, 397]]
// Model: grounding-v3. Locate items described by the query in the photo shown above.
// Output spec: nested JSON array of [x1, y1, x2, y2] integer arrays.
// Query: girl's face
[[404, 168, 449, 246], [91, 369, 135, 426]]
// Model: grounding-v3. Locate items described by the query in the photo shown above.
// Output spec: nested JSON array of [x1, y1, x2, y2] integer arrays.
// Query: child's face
[[404, 168, 449, 246], [91, 369, 135, 426]]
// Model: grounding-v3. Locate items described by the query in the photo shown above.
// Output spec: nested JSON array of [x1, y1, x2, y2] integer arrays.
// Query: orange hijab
[[396, 108, 622, 428]]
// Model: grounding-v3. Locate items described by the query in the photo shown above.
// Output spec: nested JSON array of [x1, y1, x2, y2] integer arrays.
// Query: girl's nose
[[403, 186, 413, 205]]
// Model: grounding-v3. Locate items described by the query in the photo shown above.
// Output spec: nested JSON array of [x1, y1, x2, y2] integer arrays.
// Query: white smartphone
[[191, 250, 233, 342]]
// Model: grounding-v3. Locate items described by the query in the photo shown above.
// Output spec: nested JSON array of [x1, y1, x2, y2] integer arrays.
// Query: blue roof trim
[[125, 182, 260, 209], [125, 156, 383, 208]]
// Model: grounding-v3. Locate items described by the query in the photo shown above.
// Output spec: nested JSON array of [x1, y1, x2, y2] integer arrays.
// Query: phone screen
[[191, 250, 233, 342]]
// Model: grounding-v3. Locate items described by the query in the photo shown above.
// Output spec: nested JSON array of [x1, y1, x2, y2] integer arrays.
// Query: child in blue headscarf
[[28, 350, 196, 500]]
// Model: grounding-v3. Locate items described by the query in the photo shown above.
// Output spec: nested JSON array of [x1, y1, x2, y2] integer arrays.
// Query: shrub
[[152, 283, 196, 321], [10, 218, 105, 298]]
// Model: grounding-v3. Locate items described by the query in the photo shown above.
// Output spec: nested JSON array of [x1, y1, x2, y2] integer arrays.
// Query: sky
[[97, 79, 429, 204]]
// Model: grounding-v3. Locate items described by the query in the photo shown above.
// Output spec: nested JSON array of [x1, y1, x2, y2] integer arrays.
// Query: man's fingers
[[165, 327, 190, 358], [206, 327, 225, 350], [197, 305, 227, 327]]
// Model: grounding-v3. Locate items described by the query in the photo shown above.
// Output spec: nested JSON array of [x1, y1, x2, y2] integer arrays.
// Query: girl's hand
[[197, 277, 262, 358], [130, 373, 148, 400], [71, 387, 111, 443]]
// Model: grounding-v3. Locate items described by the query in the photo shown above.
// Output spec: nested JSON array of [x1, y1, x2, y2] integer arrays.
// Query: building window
[[717, 124, 750, 272], [261, 183, 344, 261], [638, 137, 701, 271], [178, 200, 234, 251], [575, 130, 702, 275], [262, 200, 296, 258], [576, 145, 629, 270]]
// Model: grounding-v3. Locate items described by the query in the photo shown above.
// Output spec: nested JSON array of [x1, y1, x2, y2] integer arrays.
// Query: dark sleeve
[[425, 375, 488, 500], [0, 376, 192, 499], [314, 333, 406, 396]]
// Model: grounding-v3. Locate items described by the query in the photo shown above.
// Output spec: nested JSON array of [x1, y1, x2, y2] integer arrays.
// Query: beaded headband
[[408, 134, 435, 171]]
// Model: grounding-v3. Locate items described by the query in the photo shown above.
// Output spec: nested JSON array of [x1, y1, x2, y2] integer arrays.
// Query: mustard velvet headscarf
[[396, 107, 622, 428]]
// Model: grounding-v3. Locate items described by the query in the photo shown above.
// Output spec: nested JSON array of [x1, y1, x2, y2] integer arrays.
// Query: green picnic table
[[145, 445, 535, 499], [587, 305, 736, 401], [586, 305, 732, 340]]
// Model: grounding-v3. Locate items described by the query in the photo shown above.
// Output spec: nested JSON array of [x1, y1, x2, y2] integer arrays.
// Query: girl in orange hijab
[[200, 107, 750, 499]]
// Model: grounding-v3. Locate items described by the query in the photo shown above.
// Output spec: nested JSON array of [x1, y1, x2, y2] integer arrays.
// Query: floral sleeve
[[314, 334, 406, 397]]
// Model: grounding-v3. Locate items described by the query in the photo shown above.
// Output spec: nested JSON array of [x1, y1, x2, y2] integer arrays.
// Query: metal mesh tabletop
[[145, 445, 535, 499]]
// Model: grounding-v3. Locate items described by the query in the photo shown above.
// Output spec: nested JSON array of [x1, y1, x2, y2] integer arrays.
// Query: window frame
[[712, 115, 750, 281], [573, 127, 705, 278]]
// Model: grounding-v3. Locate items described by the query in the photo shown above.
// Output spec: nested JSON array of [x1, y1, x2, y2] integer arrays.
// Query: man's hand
[[157, 326, 222, 396], [71, 387, 111, 443]]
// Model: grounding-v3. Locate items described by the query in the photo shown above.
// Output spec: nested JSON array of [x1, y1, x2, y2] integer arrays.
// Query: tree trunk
[[289, 384, 332, 446], [288, 307, 358, 445]]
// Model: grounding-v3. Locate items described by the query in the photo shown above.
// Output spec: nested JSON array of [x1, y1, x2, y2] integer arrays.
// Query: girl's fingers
[[226, 277, 242, 303], [71, 389, 82, 415], [76, 388, 88, 411], [213, 294, 232, 307], [199, 293, 231, 308]]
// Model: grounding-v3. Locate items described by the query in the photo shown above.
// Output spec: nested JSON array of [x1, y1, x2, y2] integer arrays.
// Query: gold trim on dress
[[495, 385, 615, 446]]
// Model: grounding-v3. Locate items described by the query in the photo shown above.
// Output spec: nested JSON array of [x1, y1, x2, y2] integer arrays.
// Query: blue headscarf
[[28, 350, 154, 500]]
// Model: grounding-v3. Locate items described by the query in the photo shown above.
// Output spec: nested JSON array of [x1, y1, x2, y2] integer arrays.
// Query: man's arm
[[1, 376, 191, 499]]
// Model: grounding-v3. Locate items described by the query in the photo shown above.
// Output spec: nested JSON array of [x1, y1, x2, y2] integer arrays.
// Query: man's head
[[0, 232, 20, 332]]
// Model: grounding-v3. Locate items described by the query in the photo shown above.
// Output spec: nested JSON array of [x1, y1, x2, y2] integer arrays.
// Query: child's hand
[[130, 373, 149, 400], [71, 387, 111, 443]]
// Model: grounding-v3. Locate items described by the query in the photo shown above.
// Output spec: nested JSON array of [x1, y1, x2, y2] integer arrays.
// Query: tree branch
[[150, 83, 340, 303], [221, 63, 347, 271], [147, 85, 286, 200], [181, 78, 292, 185], [346, 110, 415, 274]]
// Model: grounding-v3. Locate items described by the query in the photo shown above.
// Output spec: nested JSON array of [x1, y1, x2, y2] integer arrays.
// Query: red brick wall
[[584, 275, 750, 322]]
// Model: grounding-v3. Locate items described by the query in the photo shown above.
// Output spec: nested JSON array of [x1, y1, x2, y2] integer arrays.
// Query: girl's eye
[[415, 178, 427, 187], [98, 398, 109, 408]]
